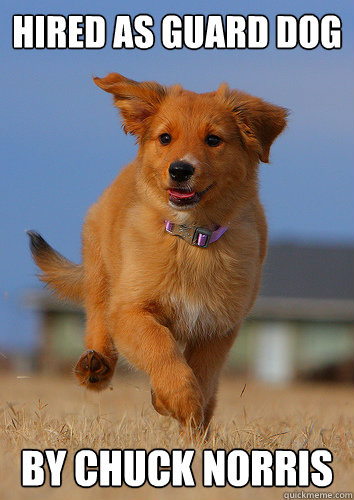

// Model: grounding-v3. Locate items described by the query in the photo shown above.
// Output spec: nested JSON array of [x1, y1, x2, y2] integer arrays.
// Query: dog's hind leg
[[184, 328, 238, 431], [74, 236, 118, 391]]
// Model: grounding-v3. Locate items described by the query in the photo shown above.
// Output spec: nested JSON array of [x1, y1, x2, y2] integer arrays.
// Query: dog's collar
[[165, 220, 228, 248]]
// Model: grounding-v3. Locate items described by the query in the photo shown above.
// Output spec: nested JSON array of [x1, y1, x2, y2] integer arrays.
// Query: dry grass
[[0, 372, 353, 499]]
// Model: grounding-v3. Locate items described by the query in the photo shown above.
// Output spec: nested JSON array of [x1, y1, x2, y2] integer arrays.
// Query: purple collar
[[165, 220, 228, 248]]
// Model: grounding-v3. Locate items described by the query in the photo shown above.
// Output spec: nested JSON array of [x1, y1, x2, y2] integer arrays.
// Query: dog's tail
[[26, 230, 84, 303]]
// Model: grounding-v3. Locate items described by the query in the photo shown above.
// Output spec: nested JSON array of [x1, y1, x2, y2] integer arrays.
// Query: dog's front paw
[[153, 374, 204, 429], [175, 383, 204, 429], [74, 350, 114, 391], [151, 389, 170, 416]]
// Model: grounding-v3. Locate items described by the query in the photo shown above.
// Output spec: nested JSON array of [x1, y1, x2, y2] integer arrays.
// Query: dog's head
[[94, 73, 287, 223]]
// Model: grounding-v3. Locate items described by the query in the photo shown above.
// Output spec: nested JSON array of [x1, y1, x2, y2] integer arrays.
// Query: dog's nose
[[169, 161, 195, 182]]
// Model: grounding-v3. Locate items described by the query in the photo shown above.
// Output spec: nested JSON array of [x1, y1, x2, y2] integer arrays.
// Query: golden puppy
[[28, 73, 287, 431]]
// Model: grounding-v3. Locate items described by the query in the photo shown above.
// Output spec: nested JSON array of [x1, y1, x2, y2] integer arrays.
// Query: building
[[233, 243, 353, 382], [25, 243, 354, 382]]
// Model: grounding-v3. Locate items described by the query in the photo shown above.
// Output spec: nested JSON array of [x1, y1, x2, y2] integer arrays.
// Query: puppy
[[27, 73, 287, 431]]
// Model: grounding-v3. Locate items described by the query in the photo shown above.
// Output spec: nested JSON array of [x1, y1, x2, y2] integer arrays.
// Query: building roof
[[260, 243, 353, 300], [249, 243, 354, 322]]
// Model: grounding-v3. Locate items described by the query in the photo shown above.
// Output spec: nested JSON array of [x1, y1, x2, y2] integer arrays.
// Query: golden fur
[[28, 73, 287, 431]]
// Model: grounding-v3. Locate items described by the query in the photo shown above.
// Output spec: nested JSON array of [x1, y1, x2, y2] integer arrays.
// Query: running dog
[[27, 72, 287, 431]]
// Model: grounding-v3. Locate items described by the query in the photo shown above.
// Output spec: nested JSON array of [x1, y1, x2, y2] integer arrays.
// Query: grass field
[[0, 371, 353, 500]]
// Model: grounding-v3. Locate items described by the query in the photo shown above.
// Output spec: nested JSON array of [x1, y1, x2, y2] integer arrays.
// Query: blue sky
[[1, 1, 353, 352]]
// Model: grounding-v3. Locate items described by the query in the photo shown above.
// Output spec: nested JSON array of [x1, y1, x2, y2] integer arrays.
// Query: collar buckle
[[192, 227, 212, 248]]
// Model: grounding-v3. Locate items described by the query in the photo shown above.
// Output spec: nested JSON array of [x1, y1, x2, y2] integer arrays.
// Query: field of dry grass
[[0, 371, 353, 500]]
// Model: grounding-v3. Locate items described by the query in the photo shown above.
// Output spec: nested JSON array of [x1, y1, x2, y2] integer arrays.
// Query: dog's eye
[[206, 135, 222, 147], [159, 133, 171, 145]]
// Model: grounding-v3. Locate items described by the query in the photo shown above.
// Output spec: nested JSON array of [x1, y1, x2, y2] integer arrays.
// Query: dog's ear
[[217, 84, 288, 163], [93, 73, 167, 137]]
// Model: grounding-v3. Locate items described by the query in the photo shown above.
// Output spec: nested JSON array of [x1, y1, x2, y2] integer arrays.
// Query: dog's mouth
[[168, 185, 213, 208]]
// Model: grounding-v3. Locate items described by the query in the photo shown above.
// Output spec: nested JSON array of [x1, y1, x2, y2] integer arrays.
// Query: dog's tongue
[[168, 189, 195, 199]]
